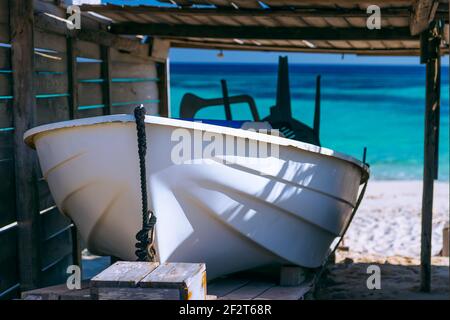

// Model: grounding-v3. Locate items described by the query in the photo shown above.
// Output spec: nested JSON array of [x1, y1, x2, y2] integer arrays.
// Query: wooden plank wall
[[77, 45, 159, 117], [0, 0, 20, 301], [0, 0, 162, 299]]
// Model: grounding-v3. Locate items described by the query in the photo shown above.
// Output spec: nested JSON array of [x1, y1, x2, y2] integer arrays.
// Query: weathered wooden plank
[[40, 228, 73, 271], [0, 283, 20, 300], [261, 0, 412, 7], [77, 106, 105, 118], [70, 225, 82, 271], [35, 52, 66, 73], [40, 254, 73, 288], [33, 11, 146, 55], [91, 261, 159, 288], [207, 277, 250, 297], [443, 223, 449, 257], [0, 23, 10, 43], [40, 207, 71, 241], [110, 82, 157, 106], [0, 75, 12, 97], [151, 38, 170, 61], [67, 37, 78, 120], [141, 263, 205, 288], [77, 61, 101, 79], [0, 225, 19, 295], [33, 0, 66, 19], [221, 281, 276, 300], [170, 39, 423, 56], [420, 22, 441, 293], [0, 48, 10, 69], [35, 29, 67, 53], [78, 83, 103, 108], [10, 0, 41, 291], [110, 61, 157, 78], [77, 40, 101, 60], [56, 46, 79, 280], [111, 23, 417, 41], [0, 100, 13, 130], [35, 73, 68, 94], [22, 280, 91, 300], [36, 96, 70, 125], [111, 102, 158, 116], [92, 262, 206, 300], [156, 61, 169, 117], [0, 1, 9, 25], [410, 0, 440, 36], [37, 176, 55, 210], [0, 130, 13, 160], [100, 46, 112, 115], [94, 287, 180, 300], [279, 266, 308, 286], [81, 3, 418, 18], [254, 284, 312, 300], [110, 47, 153, 65], [0, 160, 16, 228]]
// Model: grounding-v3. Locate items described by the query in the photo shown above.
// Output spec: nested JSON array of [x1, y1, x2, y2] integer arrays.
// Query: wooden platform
[[208, 273, 316, 300], [22, 281, 92, 300], [22, 263, 319, 300]]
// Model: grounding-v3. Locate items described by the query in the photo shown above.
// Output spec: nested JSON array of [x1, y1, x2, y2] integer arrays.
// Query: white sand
[[317, 252, 449, 300], [318, 181, 449, 300], [344, 180, 449, 257]]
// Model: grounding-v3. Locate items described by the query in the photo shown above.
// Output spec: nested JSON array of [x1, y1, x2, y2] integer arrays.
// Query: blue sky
[[100, 0, 449, 65], [170, 48, 450, 65]]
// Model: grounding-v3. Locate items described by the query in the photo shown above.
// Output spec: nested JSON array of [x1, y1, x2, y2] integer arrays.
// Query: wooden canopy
[[80, 0, 450, 56]]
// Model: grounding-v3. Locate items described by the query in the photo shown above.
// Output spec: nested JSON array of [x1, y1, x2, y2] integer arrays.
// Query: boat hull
[[25, 115, 369, 278]]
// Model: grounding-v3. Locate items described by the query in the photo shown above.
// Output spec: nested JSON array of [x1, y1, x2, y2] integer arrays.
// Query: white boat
[[24, 115, 369, 278]]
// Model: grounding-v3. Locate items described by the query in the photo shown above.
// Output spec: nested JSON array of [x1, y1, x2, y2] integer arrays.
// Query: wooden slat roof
[[81, 0, 450, 56]]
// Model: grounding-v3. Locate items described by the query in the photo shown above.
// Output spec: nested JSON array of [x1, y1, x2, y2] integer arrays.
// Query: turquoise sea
[[169, 63, 449, 181]]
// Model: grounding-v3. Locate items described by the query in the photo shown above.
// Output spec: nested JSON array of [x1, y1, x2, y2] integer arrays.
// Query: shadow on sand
[[316, 253, 449, 300]]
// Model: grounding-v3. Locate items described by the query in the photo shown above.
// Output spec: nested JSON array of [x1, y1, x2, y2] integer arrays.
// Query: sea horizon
[[171, 61, 450, 67]]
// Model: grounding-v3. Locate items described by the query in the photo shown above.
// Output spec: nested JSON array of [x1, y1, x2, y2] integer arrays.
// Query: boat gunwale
[[23, 114, 370, 181]]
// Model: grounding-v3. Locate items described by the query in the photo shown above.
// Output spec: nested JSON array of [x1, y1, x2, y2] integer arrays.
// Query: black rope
[[134, 105, 157, 262]]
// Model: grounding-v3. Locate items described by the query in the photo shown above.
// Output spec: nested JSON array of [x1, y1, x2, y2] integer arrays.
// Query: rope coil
[[134, 105, 157, 262]]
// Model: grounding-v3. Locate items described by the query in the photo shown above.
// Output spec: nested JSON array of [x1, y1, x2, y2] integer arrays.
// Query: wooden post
[[433, 56, 440, 180], [419, 20, 441, 293], [443, 223, 449, 257], [67, 37, 78, 120], [9, 0, 41, 291], [156, 60, 170, 117], [67, 36, 83, 269], [70, 226, 82, 270], [101, 46, 112, 115]]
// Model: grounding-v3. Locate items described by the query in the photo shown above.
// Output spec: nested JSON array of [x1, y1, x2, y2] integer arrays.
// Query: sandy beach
[[344, 180, 449, 258], [318, 180, 449, 300]]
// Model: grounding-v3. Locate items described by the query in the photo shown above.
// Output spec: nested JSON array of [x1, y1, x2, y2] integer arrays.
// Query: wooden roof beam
[[34, 12, 143, 54], [170, 39, 422, 55], [157, 0, 415, 7], [80, 4, 415, 18], [410, 0, 440, 35], [110, 23, 417, 41]]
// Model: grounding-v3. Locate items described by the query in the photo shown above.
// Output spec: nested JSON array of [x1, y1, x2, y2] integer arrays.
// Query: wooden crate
[[90, 262, 207, 300]]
